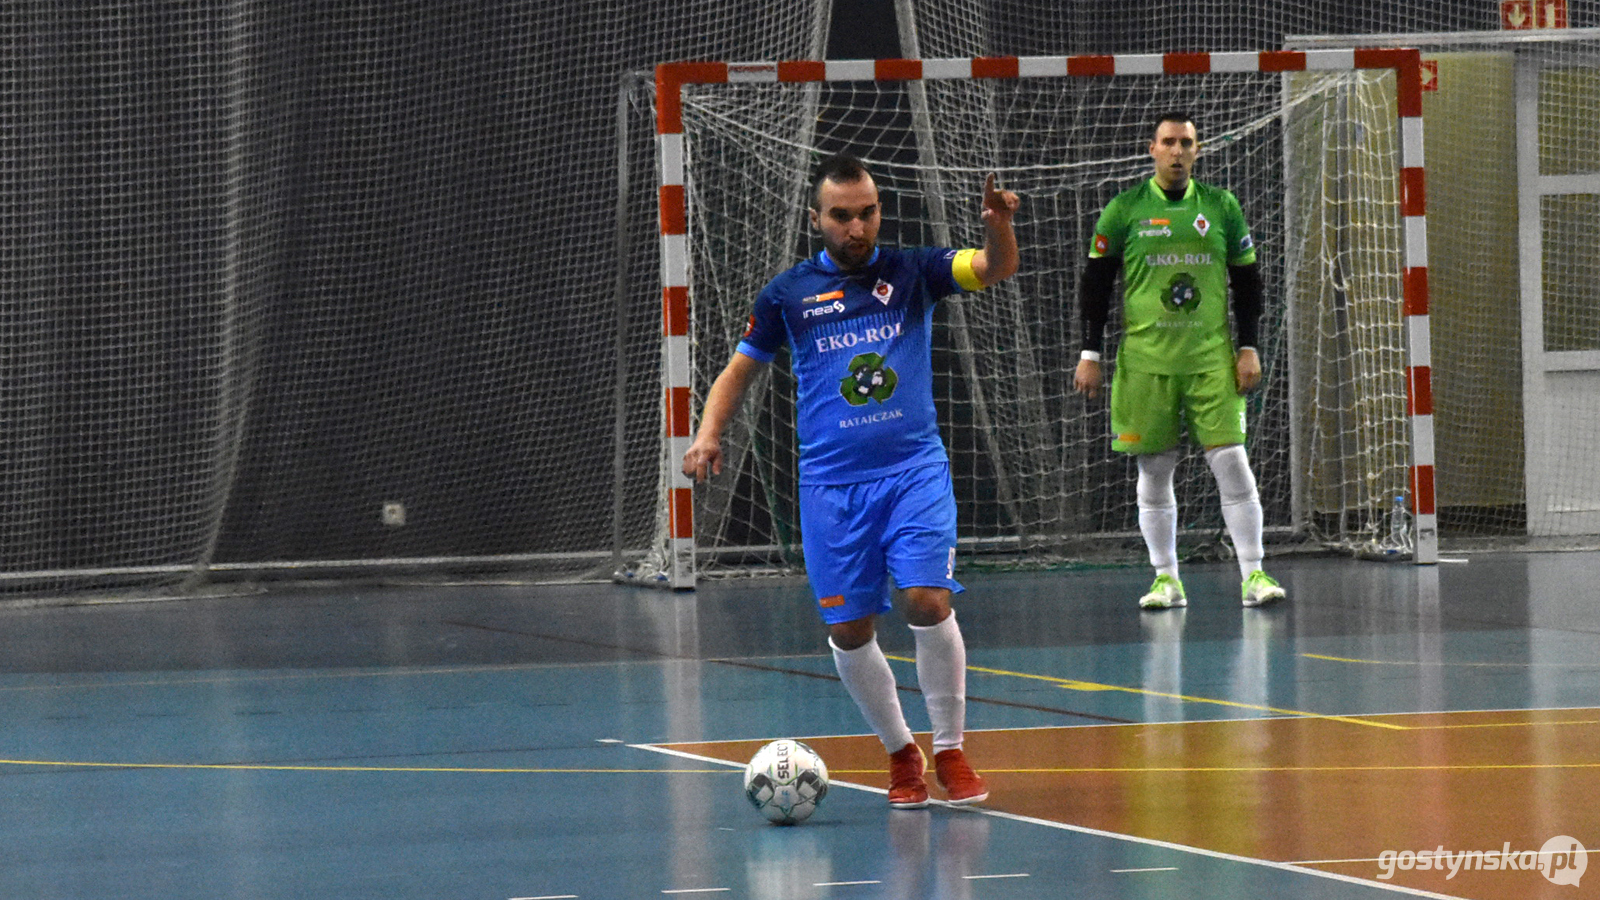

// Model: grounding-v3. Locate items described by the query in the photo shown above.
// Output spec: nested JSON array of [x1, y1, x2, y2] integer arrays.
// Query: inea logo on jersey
[[1137, 218, 1172, 238], [802, 289, 847, 319], [803, 300, 846, 319]]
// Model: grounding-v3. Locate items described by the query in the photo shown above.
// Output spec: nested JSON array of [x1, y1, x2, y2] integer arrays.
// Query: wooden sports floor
[[1, 551, 1597, 899]]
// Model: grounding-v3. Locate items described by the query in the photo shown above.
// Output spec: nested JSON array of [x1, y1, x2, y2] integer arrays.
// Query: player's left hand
[[1235, 347, 1262, 393], [981, 173, 1020, 225]]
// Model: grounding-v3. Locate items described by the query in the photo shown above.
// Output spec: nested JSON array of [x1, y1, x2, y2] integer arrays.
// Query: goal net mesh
[[626, 64, 1420, 583]]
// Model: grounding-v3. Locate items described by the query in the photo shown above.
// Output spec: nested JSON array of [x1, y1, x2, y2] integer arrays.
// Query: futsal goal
[[623, 49, 1436, 589]]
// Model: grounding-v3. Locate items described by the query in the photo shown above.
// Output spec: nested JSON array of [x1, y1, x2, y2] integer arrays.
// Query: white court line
[[1111, 867, 1179, 873], [814, 880, 882, 887], [662, 890, 731, 895], [631, 743, 1470, 900], [964, 873, 1029, 880]]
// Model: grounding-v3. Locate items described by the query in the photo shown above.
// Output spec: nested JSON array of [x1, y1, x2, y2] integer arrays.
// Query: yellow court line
[[1303, 652, 1600, 669], [884, 655, 1406, 731], [0, 758, 732, 775], [1407, 720, 1600, 730]]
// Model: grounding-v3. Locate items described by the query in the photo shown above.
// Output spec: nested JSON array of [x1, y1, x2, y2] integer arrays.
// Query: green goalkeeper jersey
[[1089, 178, 1256, 374]]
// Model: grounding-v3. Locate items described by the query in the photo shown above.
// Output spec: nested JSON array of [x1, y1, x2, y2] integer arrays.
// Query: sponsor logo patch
[[839, 352, 897, 405], [802, 299, 846, 319]]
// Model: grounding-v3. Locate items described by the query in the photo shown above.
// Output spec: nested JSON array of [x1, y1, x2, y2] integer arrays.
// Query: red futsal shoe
[[887, 743, 929, 809], [934, 748, 988, 805]]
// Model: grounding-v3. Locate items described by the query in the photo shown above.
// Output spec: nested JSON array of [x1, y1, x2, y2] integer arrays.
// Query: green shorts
[[1110, 365, 1247, 454]]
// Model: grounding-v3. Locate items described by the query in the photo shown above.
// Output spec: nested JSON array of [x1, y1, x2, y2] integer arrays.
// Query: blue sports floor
[[2, 551, 1597, 899]]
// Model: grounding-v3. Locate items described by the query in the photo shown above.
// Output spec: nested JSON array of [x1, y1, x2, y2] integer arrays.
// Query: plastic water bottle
[[1389, 494, 1411, 546]]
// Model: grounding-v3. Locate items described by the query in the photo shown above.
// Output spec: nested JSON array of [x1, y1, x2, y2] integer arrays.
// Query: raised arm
[[969, 173, 1020, 287], [682, 351, 765, 482]]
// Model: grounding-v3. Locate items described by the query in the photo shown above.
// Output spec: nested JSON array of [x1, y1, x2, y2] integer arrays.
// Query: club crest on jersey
[[1163, 272, 1200, 312], [872, 280, 894, 305], [1193, 213, 1210, 237], [839, 352, 897, 405]]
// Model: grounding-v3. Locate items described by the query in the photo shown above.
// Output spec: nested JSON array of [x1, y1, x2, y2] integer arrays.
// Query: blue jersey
[[737, 246, 985, 485]]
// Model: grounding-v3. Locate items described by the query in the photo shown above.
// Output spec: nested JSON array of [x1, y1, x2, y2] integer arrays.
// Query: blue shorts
[[798, 462, 964, 625]]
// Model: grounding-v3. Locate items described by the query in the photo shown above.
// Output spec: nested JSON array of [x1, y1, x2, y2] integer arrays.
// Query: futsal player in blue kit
[[683, 154, 1020, 808]]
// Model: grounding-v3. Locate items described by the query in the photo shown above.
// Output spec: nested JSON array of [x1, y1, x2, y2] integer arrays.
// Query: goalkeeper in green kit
[[1074, 112, 1286, 610]]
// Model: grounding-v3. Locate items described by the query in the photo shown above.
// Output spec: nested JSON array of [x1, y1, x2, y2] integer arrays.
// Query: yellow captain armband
[[951, 248, 985, 291]]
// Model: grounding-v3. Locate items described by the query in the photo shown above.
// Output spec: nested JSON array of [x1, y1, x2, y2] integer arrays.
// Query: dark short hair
[[1153, 112, 1196, 138], [810, 153, 872, 209]]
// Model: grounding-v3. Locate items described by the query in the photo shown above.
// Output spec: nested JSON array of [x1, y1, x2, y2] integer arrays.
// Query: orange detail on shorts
[[1118, 433, 1142, 444], [819, 595, 845, 608]]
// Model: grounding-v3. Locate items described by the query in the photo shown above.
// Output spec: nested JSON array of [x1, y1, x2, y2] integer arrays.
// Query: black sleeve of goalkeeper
[[1079, 254, 1119, 354], [1229, 261, 1263, 350]]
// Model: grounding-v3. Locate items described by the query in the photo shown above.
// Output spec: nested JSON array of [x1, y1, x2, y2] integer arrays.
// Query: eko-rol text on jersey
[[737, 246, 984, 485], [1090, 179, 1256, 375]]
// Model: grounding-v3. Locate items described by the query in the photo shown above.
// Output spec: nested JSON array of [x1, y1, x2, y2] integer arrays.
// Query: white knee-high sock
[[1137, 450, 1180, 579], [1206, 444, 1264, 579], [910, 613, 966, 754], [831, 637, 915, 753]]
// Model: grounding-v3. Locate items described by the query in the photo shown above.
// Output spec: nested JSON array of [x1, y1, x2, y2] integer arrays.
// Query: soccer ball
[[743, 739, 829, 825]]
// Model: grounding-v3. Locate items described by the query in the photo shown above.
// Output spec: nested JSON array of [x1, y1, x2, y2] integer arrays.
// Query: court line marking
[[631, 742, 1465, 900], [11, 755, 1600, 776], [1111, 867, 1178, 873], [0, 660, 620, 694], [0, 759, 734, 775], [1405, 719, 1599, 730], [1304, 652, 1600, 669], [885, 656, 1404, 731]]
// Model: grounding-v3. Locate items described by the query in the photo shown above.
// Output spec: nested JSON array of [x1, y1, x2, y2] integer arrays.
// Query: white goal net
[[624, 51, 1434, 588]]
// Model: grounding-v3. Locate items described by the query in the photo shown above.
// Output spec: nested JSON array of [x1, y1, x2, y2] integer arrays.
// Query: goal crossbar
[[652, 48, 1437, 589]]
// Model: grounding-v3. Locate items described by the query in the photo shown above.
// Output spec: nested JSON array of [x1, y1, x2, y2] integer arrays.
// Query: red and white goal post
[[634, 48, 1437, 590]]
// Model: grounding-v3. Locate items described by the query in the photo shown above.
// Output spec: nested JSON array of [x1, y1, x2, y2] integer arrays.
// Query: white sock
[[831, 636, 915, 753], [1137, 450, 1180, 579], [1206, 444, 1264, 579], [910, 613, 966, 754]]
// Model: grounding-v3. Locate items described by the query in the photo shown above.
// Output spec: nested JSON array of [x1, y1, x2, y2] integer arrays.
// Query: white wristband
[[1080, 350, 1102, 363]]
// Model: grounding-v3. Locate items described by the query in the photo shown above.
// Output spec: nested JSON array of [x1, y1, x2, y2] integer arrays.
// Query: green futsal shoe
[[1139, 573, 1187, 610], [1242, 569, 1287, 607]]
